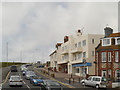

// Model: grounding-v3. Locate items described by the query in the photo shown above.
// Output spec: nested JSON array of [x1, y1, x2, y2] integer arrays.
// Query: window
[[87, 77, 92, 81], [62, 47, 64, 51], [101, 52, 106, 62], [92, 51, 94, 56], [82, 67, 87, 74], [92, 39, 94, 44], [102, 38, 111, 46], [75, 43, 77, 47], [115, 51, 119, 62], [78, 42, 81, 47], [83, 52, 86, 58], [93, 78, 100, 81], [102, 70, 106, 77], [108, 52, 111, 62], [116, 38, 120, 45], [108, 70, 111, 79], [115, 70, 120, 78], [76, 68, 80, 73], [83, 40, 86, 46], [78, 53, 82, 59], [74, 54, 77, 60]]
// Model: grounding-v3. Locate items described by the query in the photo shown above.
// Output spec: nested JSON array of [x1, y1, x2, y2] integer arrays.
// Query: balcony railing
[[70, 47, 83, 54], [61, 49, 69, 55]]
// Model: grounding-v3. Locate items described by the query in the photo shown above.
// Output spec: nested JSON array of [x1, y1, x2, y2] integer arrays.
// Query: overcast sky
[[2, 2, 118, 63]]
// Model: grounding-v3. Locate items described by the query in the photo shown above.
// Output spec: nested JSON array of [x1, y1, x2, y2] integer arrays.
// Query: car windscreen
[[46, 81, 60, 86], [11, 77, 20, 81]]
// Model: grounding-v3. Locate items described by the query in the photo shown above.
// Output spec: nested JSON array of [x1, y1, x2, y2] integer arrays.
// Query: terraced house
[[95, 27, 120, 82], [50, 29, 104, 77]]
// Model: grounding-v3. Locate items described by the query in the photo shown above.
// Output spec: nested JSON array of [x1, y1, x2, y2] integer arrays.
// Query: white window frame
[[115, 37, 120, 45], [101, 52, 106, 62], [102, 38, 111, 46], [115, 70, 120, 78], [102, 70, 106, 77], [108, 52, 111, 62], [108, 69, 111, 78], [115, 51, 119, 62]]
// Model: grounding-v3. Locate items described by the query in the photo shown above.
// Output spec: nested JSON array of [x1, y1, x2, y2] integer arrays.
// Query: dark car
[[11, 65, 17, 72], [37, 65, 44, 68], [41, 80, 62, 90], [30, 76, 43, 86]]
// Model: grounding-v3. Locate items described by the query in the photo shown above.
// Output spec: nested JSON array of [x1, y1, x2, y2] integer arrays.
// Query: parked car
[[41, 80, 62, 90], [81, 76, 108, 88], [11, 65, 17, 72], [25, 71, 36, 80], [22, 69, 28, 76], [20, 65, 26, 71], [9, 75, 23, 87], [30, 76, 43, 86]]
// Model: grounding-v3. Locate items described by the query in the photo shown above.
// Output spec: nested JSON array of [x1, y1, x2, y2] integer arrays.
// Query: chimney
[[104, 27, 113, 37], [64, 36, 69, 43], [77, 29, 82, 36]]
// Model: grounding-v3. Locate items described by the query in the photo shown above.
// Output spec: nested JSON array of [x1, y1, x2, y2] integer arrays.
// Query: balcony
[[71, 47, 83, 54], [61, 49, 69, 55], [57, 59, 69, 64], [71, 58, 88, 64]]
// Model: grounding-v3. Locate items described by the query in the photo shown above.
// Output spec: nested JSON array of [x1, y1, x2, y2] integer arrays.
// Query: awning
[[72, 62, 92, 67]]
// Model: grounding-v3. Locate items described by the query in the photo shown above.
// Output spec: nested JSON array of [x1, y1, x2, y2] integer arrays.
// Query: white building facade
[[50, 30, 104, 76]]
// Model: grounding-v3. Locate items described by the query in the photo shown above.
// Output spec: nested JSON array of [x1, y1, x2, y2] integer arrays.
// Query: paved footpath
[[34, 67, 90, 88]]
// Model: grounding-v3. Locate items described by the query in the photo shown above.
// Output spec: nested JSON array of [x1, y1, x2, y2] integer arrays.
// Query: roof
[[108, 32, 120, 37], [49, 50, 57, 56]]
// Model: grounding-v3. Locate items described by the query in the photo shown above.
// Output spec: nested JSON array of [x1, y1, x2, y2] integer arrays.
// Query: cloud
[[2, 2, 118, 63]]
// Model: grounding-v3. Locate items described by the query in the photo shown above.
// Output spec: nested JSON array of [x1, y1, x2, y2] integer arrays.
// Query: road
[[1, 65, 68, 90]]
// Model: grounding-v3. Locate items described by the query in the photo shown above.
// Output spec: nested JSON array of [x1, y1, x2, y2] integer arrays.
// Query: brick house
[[95, 27, 120, 82]]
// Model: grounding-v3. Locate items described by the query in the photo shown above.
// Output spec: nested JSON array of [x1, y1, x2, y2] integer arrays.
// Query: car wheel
[[82, 82, 85, 86], [96, 85, 99, 88], [9, 85, 11, 87]]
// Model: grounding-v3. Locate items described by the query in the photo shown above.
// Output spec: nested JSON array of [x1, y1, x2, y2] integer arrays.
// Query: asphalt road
[[1, 65, 68, 90]]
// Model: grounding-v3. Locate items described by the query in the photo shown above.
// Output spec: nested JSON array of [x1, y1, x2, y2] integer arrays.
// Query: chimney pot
[[104, 27, 113, 37]]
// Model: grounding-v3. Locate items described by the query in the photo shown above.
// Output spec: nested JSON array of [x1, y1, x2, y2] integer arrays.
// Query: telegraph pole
[[20, 50, 22, 63], [6, 42, 8, 66]]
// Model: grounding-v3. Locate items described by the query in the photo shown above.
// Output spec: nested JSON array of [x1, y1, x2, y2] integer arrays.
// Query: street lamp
[[83, 58, 86, 88]]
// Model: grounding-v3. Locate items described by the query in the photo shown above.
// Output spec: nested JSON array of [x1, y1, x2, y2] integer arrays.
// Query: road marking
[[33, 68, 73, 88], [23, 81, 26, 84], [26, 85, 30, 89], [0, 84, 2, 90], [1, 71, 11, 85]]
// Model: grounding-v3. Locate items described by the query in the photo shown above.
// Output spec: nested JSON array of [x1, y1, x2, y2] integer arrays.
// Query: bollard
[[73, 78, 74, 83], [69, 78, 71, 84], [79, 77, 80, 83]]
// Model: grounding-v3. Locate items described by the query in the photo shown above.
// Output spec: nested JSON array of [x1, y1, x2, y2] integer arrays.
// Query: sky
[[1, 2, 118, 63]]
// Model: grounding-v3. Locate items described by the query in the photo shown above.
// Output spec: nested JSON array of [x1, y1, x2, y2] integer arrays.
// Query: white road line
[[23, 81, 26, 84], [0, 84, 2, 90], [26, 85, 30, 89]]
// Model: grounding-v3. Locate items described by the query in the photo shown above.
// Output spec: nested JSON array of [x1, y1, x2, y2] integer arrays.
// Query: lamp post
[[83, 58, 86, 88]]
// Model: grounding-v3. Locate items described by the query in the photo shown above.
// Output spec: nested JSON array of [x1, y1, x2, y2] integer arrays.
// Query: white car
[[9, 75, 23, 87], [81, 76, 108, 88]]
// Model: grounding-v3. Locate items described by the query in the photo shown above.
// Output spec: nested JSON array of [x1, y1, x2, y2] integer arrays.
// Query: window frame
[[115, 51, 119, 62], [102, 38, 111, 46], [101, 52, 106, 62], [115, 37, 120, 45], [108, 52, 111, 62]]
